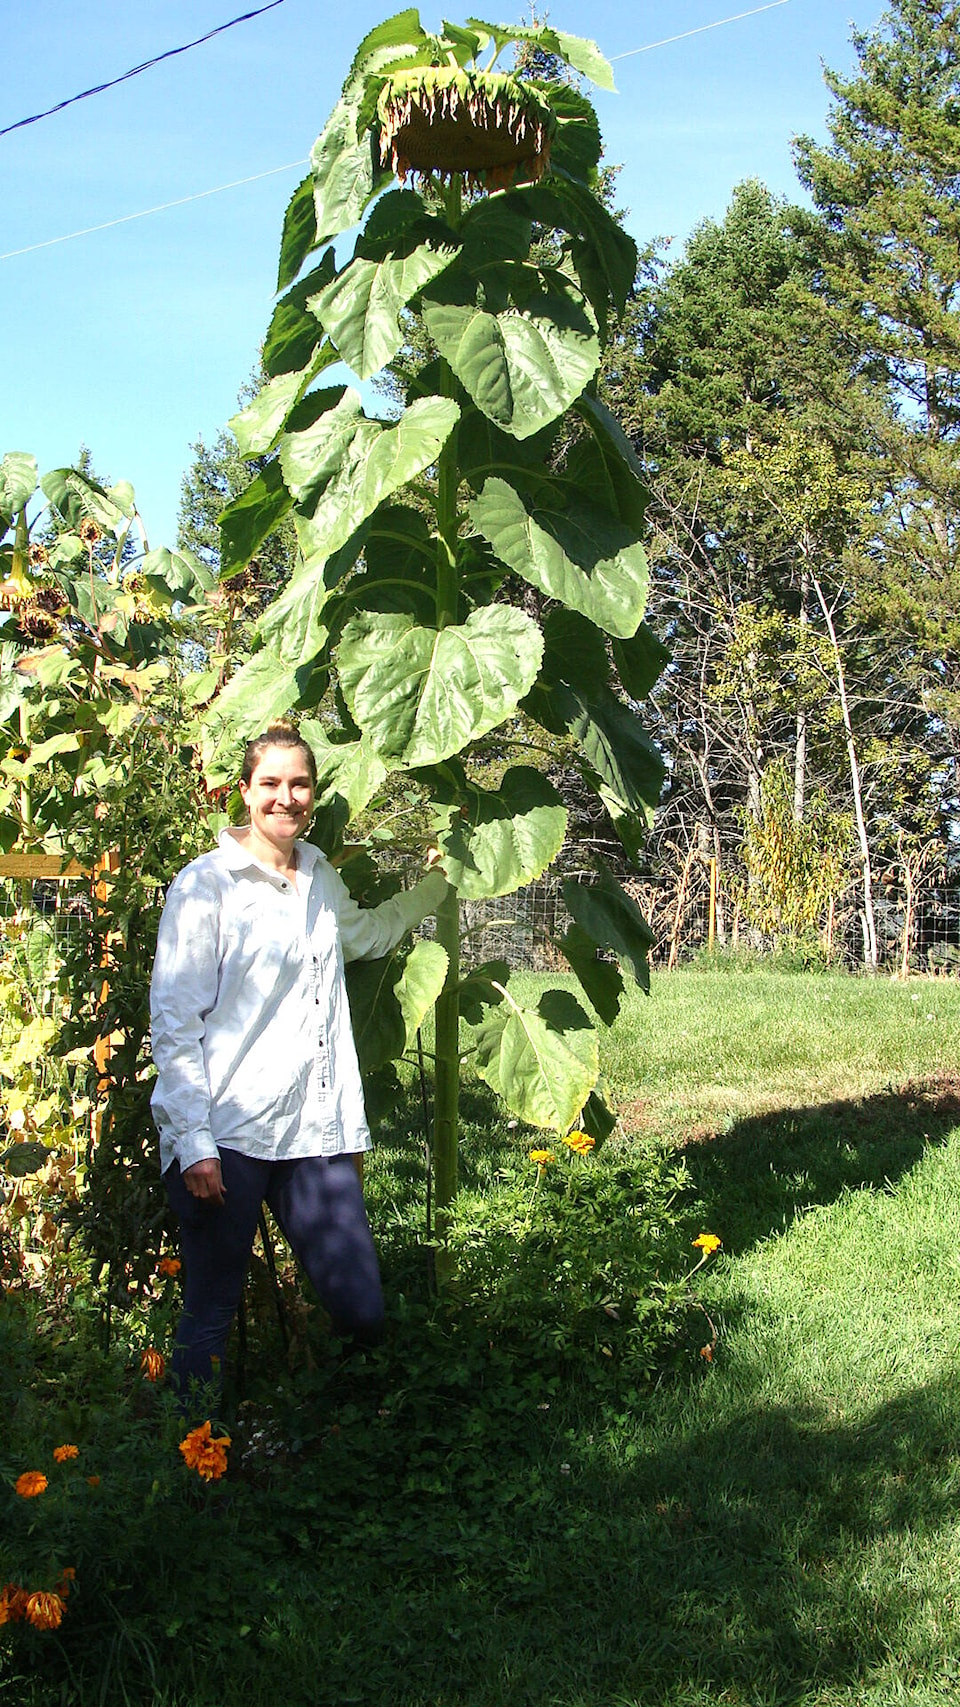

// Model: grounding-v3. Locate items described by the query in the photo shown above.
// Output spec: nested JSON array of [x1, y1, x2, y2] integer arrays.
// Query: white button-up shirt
[[150, 828, 446, 1175]]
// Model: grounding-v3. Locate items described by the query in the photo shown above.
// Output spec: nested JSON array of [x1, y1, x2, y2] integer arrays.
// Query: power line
[[0, 0, 290, 139], [0, 161, 307, 262], [610, 0, 791, 62], [0, 1, 793, 264]]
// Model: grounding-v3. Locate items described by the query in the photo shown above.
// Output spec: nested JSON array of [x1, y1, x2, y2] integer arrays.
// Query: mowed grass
[[5, 969, 960, 1707]]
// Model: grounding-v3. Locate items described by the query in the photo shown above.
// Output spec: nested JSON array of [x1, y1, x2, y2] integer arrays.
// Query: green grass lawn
[[3, 969, 960, 1706]]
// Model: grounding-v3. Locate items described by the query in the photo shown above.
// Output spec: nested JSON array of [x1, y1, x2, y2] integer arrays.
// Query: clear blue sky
[[2, 1, 883, 549]]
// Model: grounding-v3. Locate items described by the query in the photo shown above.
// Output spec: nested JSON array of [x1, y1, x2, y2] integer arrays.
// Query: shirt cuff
[[174, 1130, 220, 1173]]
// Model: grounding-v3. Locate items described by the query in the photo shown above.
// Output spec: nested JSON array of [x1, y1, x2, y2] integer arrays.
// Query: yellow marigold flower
[[157, 1255, 181, 1278], [0, 1584, 27, 1624], [179, 1420, 231, 1482], [140, 1347, 166, 1383], [53, 1444, 79, 1463], [14, 1471, 47, 1498], [529, 1148, 555, 1166], [23, 1590, 65, 1631], [692, 1234, 722, 1256], [562, 1130, 596, 1155]]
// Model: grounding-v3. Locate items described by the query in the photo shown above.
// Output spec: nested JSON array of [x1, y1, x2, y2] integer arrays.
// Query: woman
[[150, 721, 447, 1398]]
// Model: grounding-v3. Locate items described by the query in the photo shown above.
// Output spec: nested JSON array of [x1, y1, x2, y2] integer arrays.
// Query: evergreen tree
[[794, 0, 960, 810]]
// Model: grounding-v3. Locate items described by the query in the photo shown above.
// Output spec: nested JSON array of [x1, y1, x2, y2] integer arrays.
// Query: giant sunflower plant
[[201, 10, 669, 1231]]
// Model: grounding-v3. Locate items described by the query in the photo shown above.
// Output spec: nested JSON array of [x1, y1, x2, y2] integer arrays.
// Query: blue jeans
[[164, 1148, 384, 1396]]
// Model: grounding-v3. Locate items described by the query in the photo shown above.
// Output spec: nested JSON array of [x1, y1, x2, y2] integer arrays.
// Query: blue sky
[[2, 1, 883, 548]]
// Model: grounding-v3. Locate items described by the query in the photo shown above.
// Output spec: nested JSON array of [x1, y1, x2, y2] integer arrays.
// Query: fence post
[[92, 850, 121, 1141], [708, 857, 717, 952]]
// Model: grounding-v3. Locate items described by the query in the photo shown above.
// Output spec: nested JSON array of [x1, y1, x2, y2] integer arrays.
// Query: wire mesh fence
[[416, 868, 960, 976]]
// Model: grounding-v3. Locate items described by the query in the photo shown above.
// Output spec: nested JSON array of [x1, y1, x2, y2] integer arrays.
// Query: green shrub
[[443, 1143, 695, 1380]]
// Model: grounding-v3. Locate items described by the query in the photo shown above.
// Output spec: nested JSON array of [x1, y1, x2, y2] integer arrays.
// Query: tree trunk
[[812, 576, 878, 971]]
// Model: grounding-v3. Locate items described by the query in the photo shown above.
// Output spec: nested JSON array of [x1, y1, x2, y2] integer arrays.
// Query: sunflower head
[[376, 68, 555, 192], [20, 601, 59, 641], [78, 518, 101, 547], [28, 542, 49, 570], [33, 583, 69, 619]]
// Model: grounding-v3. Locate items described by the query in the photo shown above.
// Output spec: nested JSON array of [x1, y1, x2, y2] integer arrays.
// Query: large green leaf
[[557, 921, 624, 1025], [299, 722, 388, 823], [512, 181, 636, 316], [438, 766, 567, 899], [200, 649, 307, 786], [421, 265, 599, 440], [311, 99, 390, 248], [0, 453, 38, 531], [472, 984, 598, 1131], [563, 863, 655, 991], [346, 936, 447, 1075], [313, 191, 458, 379], [470, 474, 648, 638], [396, 938, 449, 1047], [219, 459, 293, 580], [527, 676, 664, 822], [537, 84, 602, 180], [278, 387, 361, 507], [465, 18, 615, 89], [263, 253, 336, 378], [277, 174, 319, 292], [229, 349, 338, 458], [612, 624, 671, 703], [338, 604, 542, 768], [580, 1086, 617, 1146], [291, 396, 460, 566], [142, 545, 215, 604], [40, 467, 127, 537]]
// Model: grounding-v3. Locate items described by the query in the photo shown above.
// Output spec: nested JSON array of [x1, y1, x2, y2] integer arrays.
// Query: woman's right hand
[[182, 1157, 226, 1205]]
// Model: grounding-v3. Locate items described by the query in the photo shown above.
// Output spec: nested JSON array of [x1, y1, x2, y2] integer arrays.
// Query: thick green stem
[[431, 174, 464, 1256], [433, 881, 460, 1228]]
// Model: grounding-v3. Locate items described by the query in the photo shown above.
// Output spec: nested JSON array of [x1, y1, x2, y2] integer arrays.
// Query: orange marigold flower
[[55, 1567, 76, 1599], [157, 1255, 181, 1278], [86, 1476, 101, 1488], [700, 1344, 714, 1362], [23, 1591, 65, 1631], [14, 1471, 47, 1498], [529, 1148, 555, 1166], [179, 1420, 231, 1482], [53, 1444, 79, 1462], [0, 1584, 27, 1624], [140, 1347, 165, 1383], [562, 1130, 596, 1155], [692, 1233, 722, 1256]]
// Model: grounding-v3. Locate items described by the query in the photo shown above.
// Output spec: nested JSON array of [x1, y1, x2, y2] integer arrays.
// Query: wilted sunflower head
[[78, 518, 101, 546], [28, 542, 49, 570], [20, 600, 59, 641], [376, 68, 555, 192], [33, 583, 69, 619]]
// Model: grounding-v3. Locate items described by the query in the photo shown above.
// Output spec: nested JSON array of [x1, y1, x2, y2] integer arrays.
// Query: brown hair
[[240, 721, 317, 788]]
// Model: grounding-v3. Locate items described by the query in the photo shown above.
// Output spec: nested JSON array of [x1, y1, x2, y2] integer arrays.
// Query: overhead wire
[[1, 0, 793, 264], [0, 0, 290, 139], [610, 0, 791, 62], [0, 162, 308, 262]]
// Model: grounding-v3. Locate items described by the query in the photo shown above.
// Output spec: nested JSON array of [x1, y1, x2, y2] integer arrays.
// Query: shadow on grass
[[679, 1072, 960, 1254], [53, 1360, 960, 1707]]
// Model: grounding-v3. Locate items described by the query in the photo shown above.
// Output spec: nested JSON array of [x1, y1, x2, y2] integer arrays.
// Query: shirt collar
[[216, 827, 326, 884]]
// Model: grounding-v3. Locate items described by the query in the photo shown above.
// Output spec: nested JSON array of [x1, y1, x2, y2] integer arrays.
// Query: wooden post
[[92, 850, 121, 1103], [708, 857, 717, 952]]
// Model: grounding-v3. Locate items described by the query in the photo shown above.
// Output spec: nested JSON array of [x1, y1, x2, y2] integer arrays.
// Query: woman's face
[[239, 744, 315, 850]]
